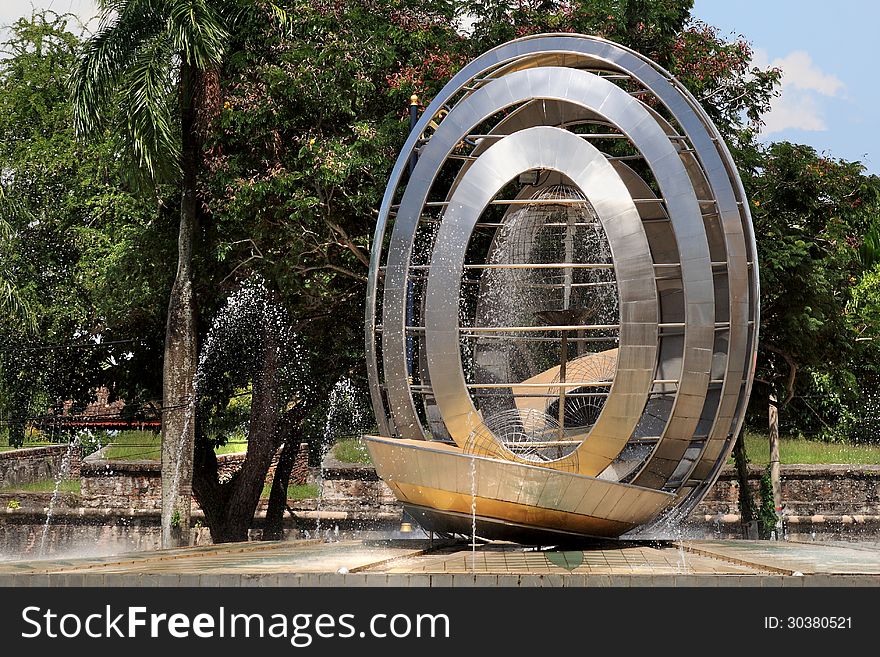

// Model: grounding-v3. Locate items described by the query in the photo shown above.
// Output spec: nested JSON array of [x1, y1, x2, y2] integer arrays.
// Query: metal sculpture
[[364, 33, 759, 542]]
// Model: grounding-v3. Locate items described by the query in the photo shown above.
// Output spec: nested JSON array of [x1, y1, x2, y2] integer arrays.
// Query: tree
[[202, 0, 786, 537], [192, 1, 465, 538], [70, 0, 289, 547], [0, 196, 34, 330], [742, 143, 880, 439], [0, 11, 165, 447], [192, 276, 310, 543]]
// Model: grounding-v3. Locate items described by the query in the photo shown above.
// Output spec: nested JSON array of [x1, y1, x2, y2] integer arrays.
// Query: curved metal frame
[[365, 33, 759, 537], [425, 125, 657, 475]]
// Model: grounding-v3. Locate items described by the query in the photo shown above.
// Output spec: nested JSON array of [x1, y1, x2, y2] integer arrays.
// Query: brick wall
[[76, 455, 880, 525], [215, 448, 282, 483], [0, 444, 81, 489], [319, 457, 399, 512]]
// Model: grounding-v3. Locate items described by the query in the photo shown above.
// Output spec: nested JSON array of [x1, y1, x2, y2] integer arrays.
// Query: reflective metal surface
[[364, 33, 759, 540], [365, 436, 673, 540]]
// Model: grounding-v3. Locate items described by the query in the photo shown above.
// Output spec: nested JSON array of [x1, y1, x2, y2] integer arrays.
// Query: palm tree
[[70, 0, 283, 547]]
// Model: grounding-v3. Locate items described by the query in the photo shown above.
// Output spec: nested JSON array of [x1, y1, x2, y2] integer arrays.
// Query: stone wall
[[215, 449, 282, 484], [319, 457, 399, 513], [0, 511, 215, 559], [0, 444, 81, 489], [79, 449, 284, 509], [59, 445, 880, 546], [80, 459, 162, 509], [693, 464, 880, 517]]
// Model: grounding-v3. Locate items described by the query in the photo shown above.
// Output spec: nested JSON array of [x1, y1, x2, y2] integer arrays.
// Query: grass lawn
[[104, 431, 880, 466], [0, 478, 80, 494], [0, 435, 55, 453], [739, 431, 880, 466], [101, 431, 247, 461], [259, 482, 319, 500], [101, 430, 162, 460], [332, 437, 372, 464]]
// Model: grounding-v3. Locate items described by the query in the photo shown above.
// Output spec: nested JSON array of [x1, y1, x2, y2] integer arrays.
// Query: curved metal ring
[[424, 125, 657, 475]]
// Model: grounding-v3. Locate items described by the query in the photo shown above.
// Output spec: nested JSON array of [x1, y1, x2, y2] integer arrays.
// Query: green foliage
[[70, 0, 227, 183], [0, 12, 170, 447], [466, 0, 691, 62], [731, 433, 755, 524], [849, 263, 880, 339], [76, 430, 109, 458], [0, 429, 53, 452], [0, 194, 36, 330], [198, 1, 465, 448], [201, 388, 252, 448], [744, 141, 880, 438], [669, 20, 780, 139], [465, 1, 779, 143], [798, 371, 860, 443], [6, 499, 20, 510]]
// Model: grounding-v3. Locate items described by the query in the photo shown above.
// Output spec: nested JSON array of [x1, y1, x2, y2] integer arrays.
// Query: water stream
[[39, 438, 78, 556], [470, 454, 477, 571]]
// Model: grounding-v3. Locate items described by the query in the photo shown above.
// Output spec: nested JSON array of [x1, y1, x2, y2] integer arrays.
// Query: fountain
[[363, 33, 760, 543], [38, 436, 78, 556], [316, 377, 372, 538], [2, 29, 880, 587]]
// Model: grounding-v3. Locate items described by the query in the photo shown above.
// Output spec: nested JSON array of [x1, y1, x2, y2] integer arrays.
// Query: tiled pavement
[[683, 540, 880, 575], [383, 543, 761, 575], [1, 538, 878, 586]]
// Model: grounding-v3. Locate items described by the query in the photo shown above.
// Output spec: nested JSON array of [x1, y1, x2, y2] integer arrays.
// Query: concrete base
[[1, 537, 879, 587]]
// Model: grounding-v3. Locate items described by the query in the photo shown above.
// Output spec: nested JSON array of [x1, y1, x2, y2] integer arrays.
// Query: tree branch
[[323, 216, 371, 269], [764, 344, 799, 407]]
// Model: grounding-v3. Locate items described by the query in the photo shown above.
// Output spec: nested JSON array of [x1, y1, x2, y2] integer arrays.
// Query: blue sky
[[2, 1, 878, 173], [692, 0, 879, 173]]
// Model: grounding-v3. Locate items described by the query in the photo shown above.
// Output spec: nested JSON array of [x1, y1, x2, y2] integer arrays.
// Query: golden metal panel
[[394, 482, 631, 538], [588, 484, 628, 518], [364, 436, 672, 537]]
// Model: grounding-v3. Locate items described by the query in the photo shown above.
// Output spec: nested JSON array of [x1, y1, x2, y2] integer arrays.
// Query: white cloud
[[753, 48, 845, 137], [762, 92, 827, 134]]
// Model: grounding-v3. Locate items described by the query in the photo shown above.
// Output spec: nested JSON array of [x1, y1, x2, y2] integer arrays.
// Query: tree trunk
[[768, 393, 782, 528], [223, 333, 282, 542], [263, 438, 299, 541], [161, 62, 199, 548], [192, 331, 283, 544], [732, 431, 756, 538]]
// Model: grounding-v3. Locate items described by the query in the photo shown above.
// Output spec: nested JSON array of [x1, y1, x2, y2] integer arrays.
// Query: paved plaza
[[1, 538, 879, 586]]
